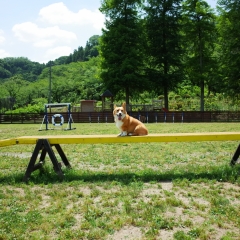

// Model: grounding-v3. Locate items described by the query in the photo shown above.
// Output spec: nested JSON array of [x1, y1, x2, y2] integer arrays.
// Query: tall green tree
[[62, 36, 100, 64], [99, 0, 147, 104], [144, 0, 184, 110], [217, 0, 240, 98], [3, 75, 29, 108], [182, 0, 217, 111], [0, 59, 11, 79], [84, 35, 100, 60]]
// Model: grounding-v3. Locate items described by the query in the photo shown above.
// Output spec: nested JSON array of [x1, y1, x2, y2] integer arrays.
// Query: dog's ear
[[113, 104, 117, 114], [122, 102, 126, 111]]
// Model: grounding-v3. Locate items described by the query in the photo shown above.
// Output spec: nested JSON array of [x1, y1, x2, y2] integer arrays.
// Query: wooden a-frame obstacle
[[39, 103, 76, 131], [0, 132, 239, 182]]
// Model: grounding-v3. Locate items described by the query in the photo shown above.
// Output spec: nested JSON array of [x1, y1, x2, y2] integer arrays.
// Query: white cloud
[[0, 29, 6, 45], [6, 2, 105, 63], [0, 49, 11, 58], [12, 22, 77, 48], [0, 30, 11, 58], [44, 46, 72, 60], [39, 2, 104, 30], [0, 36, 5, 44], [34, 39, 56, 48]]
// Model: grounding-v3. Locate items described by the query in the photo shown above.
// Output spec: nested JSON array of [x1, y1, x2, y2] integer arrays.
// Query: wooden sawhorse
[[23, 139, 72, 182]]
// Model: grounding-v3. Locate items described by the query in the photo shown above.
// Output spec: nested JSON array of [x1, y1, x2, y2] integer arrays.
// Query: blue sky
[[0, 0, 217, 63]]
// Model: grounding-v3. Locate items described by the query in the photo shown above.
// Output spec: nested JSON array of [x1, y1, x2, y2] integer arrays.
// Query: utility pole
[[48, 61, 52, 103]]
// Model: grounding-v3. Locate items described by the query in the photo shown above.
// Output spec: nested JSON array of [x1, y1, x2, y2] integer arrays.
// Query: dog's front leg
[[118, 131, 127, 136]]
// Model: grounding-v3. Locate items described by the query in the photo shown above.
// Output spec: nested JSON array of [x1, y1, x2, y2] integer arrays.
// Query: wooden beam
[[0, 138, 17, 147], [14, 132, 240, 145], [1, 132, 240, 147]]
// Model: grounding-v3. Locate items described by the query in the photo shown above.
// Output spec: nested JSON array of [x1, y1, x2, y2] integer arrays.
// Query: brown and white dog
[[113, 102, 148, 136]]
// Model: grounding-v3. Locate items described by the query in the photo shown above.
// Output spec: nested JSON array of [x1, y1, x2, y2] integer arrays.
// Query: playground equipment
[[52, 113, 64, 126], [39, 103, 75, 131]]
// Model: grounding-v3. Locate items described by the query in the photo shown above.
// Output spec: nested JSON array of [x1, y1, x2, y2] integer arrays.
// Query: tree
[[84, 35, 100, 60], [3, 75, 29, 109], [217, 0, 240, 98], [36, 57, 103, 104], [1, 57, 44, 82], [64, 35, 100, 64], [182, 0, 217, 111], [99, 0, 148, 104], [144, 0, 184, 110], [0, 59, 11, 79]]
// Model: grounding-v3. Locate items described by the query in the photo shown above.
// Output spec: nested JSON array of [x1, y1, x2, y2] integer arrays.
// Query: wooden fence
[[0, 111, 240, 124]]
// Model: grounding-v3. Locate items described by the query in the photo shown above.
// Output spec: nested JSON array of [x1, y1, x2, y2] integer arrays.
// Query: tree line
[[100, 0, 240, 110], [0, 0, 239, 113]]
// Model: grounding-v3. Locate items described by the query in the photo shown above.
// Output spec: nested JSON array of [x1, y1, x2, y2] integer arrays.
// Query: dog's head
[[113, 102, 127, 121]]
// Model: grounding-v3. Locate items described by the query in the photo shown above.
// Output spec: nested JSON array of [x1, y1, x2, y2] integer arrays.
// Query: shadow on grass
[[0, 164, 239, 185]]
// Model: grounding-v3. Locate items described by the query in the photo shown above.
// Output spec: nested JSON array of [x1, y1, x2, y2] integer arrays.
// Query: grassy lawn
[[0, 123, 240, 239]]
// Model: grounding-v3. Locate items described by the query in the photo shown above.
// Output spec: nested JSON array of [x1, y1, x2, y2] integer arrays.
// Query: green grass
[[0, 123, 240, 239]]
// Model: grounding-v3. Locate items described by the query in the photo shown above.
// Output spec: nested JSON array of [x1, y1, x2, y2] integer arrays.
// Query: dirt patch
[[13, 187, 26, 197], [160, 181, 173, 191], [107, 226, 142, 240], [142, 182, 173, 195], [39, 194, 51, 209], [0, 152, 31, 158], [157, 229, 175, 239], [72, 213, 84, 230]]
